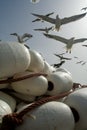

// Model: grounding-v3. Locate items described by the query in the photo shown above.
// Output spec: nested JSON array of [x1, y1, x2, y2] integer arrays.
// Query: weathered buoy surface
[[64, 88, 87, 130], [16, 101, 75, 130], [11, 71, 48, 96], [0, 41, 31, 78]]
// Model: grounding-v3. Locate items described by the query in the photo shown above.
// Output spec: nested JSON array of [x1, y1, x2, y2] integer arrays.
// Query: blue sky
[[0, 0, 87, 84]]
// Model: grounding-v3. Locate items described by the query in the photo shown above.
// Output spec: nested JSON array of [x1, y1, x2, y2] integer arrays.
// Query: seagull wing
[[82, 44, 87, 47], [48, 26, 54, 30], [43, 33, 68, 44], [24, 44, 30, 49], [31, 13, 55, 24], [10, 33, 17, 36], [61, 13, 86, 25], [76, 61, 83, 64], [22, 33, 32, 39], [46, 12, 54, 16], [53, 61, 65, 68], [54, 54, 62, 59], [32, 18, 40, 22], [10, 33, 22, 43], [81, 7, 87, 11], [34, 27, 53, 32], [34, 28, 45, 31], [54, 54, 71, 60], [74, 38, 87, 44], [81, 62, 86, 65], [63, 57, 72, 60], [32, 12, 54, 22]]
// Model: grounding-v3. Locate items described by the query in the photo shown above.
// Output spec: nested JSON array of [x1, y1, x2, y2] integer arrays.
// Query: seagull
[[76, 60, 83, 64], [76, 60, 87, 65], [34, 26, 53, 33], [54, 53, 72, 60], [82, 44, 87, 47], [31, 12, 86, 31], [10, 33, 33, 43], [81, 7, 87, 11], [53, 60, 65, 68], [43, 33, 87, 53], [32, 12, 54, 22], [81, 61, 87, 65]]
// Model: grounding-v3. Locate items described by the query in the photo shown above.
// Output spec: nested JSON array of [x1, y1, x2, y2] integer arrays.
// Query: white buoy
[[11, 71, 48, 96], [55, 68, 72, 76], [0, 91, 16, 112], [16, 101, 75, 130], [0, 41, 31, 78], [46, 70, 73, 96], [41, 61, 55, 75], [11, 92, 36, 102], [28, 49, 44, 72], [0, 100, 12, 123], [64, 88, 87, 130]]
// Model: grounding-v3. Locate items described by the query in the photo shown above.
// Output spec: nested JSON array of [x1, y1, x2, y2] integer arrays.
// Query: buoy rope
[[73, 82, 87, 90], [0, 90, 73, 130], [0, 73, 47, 84]]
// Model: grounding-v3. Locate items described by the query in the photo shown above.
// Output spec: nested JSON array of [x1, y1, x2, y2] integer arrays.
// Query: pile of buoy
[[0, 41, 87, 130]]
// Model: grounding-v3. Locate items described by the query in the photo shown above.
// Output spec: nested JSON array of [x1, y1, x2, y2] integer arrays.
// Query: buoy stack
[[0, 41, 87, 130]]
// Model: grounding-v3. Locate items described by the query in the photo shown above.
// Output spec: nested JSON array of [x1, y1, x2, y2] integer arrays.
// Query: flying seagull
[[34, 26, 53, 33], [10, 33, 33, 43], [31, 12, 86, 31], [81, 61, 87, 65], [76, 60, 83, 64], [76, 60, 87, 65], [53, 60, 65, 68], [32, 12, 54, 22], [10, 33, 32, 49], [54, 53, 72, 60], [43, 33, 87, 53]]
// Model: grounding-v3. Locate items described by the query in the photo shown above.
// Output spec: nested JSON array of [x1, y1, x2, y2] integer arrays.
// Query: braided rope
[[17, 90, 73, 117], [0, 113, 23, 130], [0, 90, 73, 130], [0, 73, 47, 84]]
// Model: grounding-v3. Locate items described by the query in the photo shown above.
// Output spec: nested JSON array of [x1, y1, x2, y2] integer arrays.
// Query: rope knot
[[0, 113, 23, 130]]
